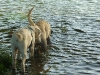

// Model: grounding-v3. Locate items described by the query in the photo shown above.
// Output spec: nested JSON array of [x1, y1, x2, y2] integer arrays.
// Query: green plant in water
[[60, 25, 67, 33], [9, 12, 27, 21], [19, 13, 27, 20], [0, 51, 12, 75], [0, 14, 4, 16]]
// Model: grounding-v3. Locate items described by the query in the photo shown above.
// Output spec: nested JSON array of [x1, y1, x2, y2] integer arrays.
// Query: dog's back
[[36, 20, 51, 38], [11, 28, 32, 49], [28, 7, 51, 50]]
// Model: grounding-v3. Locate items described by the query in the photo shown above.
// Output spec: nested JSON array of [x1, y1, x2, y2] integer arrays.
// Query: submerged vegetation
[[0, 51, 12, 75], [0, 0, 100, 74]]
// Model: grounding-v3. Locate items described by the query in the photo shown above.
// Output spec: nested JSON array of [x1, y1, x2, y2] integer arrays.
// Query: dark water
[[0, 0, 100, 75]]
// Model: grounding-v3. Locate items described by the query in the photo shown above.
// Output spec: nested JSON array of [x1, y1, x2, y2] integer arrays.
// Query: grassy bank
[[0, 51, 12, 75]]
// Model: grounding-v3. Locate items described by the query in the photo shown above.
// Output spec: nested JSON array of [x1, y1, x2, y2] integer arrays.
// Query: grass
[[0, 51, 12, 75]]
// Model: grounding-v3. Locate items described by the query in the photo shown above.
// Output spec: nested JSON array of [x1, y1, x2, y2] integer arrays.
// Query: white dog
[[11, 25, 41, 74]]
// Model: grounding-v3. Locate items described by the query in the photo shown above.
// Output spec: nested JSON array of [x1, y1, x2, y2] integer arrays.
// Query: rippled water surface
[[0, 0, 100, 75]]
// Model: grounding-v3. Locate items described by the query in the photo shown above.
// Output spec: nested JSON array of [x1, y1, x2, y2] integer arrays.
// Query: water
[[0, 0, 100, 75]]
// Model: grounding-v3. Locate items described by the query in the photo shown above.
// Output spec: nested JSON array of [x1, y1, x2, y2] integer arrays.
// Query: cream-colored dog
[[11, 13, 41, 74], [28, 7, 51, 51]]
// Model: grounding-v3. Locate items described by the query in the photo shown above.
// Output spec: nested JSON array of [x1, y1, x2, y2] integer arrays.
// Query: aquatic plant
[[60, 26, 67, 33], [0, 51, 12, 75]]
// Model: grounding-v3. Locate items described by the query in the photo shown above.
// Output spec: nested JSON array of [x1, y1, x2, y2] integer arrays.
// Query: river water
[[0, 0, 100, 75]]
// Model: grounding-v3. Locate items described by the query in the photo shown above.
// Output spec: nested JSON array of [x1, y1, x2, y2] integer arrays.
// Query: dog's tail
[[17, 33, 23, 41], [28, 7, 35, 26]]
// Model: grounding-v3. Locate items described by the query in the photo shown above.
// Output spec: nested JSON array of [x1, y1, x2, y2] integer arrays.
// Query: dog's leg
[[21, 48, 27, 75], [12, 47, 17, 73], [29, 38, 35, 58], [47, 36, 51, 45], [41, 33, 47, 51], [29, 44, 34, 58], [17, 50, 22, 63], [21, 57, 26, 75], [17, 50, 20, 60], [41, 39, 47, 51]]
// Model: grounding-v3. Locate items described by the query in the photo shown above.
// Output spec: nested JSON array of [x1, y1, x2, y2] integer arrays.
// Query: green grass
[[0, 51, 12, 75]]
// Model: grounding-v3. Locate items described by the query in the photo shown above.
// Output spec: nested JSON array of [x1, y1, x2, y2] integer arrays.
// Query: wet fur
[[28, 7, 51, 51], [11, 26, 41, 74]]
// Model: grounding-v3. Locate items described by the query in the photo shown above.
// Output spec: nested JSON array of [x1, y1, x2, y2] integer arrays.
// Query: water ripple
[[0, 0, 100, 75]]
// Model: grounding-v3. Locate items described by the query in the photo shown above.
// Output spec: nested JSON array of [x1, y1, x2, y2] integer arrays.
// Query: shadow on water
[[12, 51, 51, 75], [27, 55, 51, 75]]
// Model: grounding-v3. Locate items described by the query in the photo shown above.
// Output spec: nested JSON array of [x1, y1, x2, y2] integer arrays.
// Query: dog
[[11, 24, 41, 74], [28, 7, 51, 51]]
